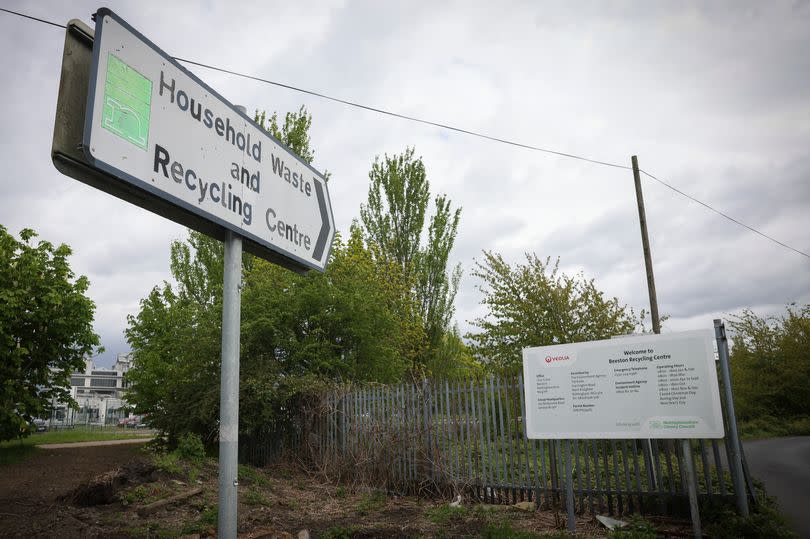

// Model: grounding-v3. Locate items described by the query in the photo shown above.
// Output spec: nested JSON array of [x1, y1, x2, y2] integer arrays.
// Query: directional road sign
[[81, 8, 334, 272]]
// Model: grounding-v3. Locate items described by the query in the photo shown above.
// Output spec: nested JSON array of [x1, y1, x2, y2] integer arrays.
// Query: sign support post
[[218, 229, 242, 539], [714, 320, 749, 518]]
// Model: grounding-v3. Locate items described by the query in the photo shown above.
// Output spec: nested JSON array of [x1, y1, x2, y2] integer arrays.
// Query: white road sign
[[83, 9, 334, 271], [522, 330, 724, 439]]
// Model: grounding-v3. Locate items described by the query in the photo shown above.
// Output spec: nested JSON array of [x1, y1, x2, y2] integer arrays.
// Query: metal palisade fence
[[242, 370, 755, 517]]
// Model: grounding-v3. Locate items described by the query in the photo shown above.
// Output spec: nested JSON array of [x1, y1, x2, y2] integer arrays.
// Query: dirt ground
[[0, 443, 691, 538]]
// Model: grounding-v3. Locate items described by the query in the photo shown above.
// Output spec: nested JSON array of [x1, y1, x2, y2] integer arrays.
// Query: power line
[[640, 169, 809, 258], [0, 7, 65, 29], [1, 7, 807, 260]]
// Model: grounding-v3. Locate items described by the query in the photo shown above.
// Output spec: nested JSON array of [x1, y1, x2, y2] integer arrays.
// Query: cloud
[[1, 0, 808, 367]]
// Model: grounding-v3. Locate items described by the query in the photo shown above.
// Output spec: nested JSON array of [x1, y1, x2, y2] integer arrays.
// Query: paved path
[[744, 436, 810, 538], [36, 437, 153, 449]]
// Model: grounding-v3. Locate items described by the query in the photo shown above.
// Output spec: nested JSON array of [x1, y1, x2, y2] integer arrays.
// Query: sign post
[[52, 10, 335, 539]]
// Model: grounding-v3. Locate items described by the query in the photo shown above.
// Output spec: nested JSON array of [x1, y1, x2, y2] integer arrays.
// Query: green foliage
[[738, 415, 810, 439], [359, 147, 465, 374], [425, 504, 467, 524], [126, 107, 423, 445], [243, 488, 270, 506], [238, 463, 269, 486], [175, 432, 206, 461], [608, 516, 657, 538], [703, 501, 798, 539], [466, 252, 643, 370], [728, 304, 810, 421], [152, 451, 182, 475], [355, 490, 387, 515], [0, 226, 101, 442]]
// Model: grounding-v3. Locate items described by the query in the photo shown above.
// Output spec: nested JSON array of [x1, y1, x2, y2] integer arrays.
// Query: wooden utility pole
[[632, 155, 661, 334]]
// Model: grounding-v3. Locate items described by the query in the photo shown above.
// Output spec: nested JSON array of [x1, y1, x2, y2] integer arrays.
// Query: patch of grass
[[738, 415, 810, 440], [335, 486, 347, 499], [426, 504, 468, 525], [0, 426, 151, 449], [181, 504, 219, 536], [152, 451, 182, 475], [243, 488, 270, 506], [320, 525, 357, 539], [608, 516, 657, 538], [355, 490, 387, 515], [121, 484, 149, 505], [238, 463, 269, 486], [703, 498, 798, 538]]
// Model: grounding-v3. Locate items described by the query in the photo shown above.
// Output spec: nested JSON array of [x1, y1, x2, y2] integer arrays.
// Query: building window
[[90, 378, 118, 388], [71, 376, 86, 387]]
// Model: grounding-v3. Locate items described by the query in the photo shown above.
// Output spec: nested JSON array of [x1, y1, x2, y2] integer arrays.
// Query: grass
[[426, 504, 468, 525], [238, 463, 270, 486], [355, 490, 387, 515], [738, 415, 810, 440], [243, 488, 270, 506], [0, 427, 152, 466]]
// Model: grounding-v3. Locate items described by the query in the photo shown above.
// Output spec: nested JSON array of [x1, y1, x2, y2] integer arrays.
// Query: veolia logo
[[545, 355, 570, 364]]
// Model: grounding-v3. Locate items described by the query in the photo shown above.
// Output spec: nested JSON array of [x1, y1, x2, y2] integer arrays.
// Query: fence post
[[714, 319, 749, 518]]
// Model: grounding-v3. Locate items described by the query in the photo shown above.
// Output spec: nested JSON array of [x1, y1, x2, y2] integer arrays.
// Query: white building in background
[[51, 353, 134, 426]]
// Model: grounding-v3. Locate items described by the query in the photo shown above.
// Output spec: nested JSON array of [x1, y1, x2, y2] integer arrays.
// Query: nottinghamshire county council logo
[[101, 53, 152, 150]]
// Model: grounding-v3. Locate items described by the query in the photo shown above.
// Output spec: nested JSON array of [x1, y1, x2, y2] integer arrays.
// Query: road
[[744, 436, 810, 538]]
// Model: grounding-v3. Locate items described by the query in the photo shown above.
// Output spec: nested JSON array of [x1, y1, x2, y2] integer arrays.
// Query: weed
[[426, 504, 467, 525], [238, 464, 269, 486], [608, 516, 657, 538], [176, 432, 206, 461], [356, 490, 387, 515], [243, 489, 270, 506], [121, 484, 148, 505], [703, 501, 798, 538], [335, 486, 346, 499], [152, 451, 182, 475]]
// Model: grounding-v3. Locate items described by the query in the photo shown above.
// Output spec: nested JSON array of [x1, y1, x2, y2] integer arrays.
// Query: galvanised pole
[[218, 228, 243, 539], [714, 319, 749, 518]]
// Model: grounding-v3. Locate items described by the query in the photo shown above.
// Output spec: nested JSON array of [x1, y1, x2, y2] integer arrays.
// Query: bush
[[175, 432, 205, 461]]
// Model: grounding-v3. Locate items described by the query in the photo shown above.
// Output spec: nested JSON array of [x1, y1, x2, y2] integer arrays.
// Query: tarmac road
[[744, 436, 810, 538]]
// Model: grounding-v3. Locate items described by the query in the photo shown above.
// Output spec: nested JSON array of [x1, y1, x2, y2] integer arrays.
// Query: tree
[[466, 251, 643, 371], [0, 226, 100, 441], [126, 106, 428, 442], [728, 303, 810, 420], [359, 147, 462, 372]]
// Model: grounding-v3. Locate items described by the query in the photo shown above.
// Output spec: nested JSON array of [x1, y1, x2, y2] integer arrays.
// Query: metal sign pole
[[714, 319, 749, 518], [218, 230, 242, 539]]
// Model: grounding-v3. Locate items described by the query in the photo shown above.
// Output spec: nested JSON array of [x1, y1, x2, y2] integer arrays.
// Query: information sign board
[[522, 330, 724, 439], [82, 8, 334, 272]]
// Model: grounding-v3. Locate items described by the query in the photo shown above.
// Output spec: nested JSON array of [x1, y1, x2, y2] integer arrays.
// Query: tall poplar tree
[[359, 147, 462, 371]]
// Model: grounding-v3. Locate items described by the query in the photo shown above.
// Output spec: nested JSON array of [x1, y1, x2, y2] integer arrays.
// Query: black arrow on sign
[[312, 179, 330, 262]]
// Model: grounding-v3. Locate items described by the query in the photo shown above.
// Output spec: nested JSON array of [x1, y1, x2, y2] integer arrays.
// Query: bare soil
[[0, 443, 691, 538]]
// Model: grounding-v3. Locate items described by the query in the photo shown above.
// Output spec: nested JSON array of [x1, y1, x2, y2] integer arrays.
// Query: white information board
[[83, 9, 334, 272], [522, 330, 724, 439]]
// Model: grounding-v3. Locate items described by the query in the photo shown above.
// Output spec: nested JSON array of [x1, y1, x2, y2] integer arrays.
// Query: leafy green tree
[[0, 226, 100, 441], [359, 147, 463, 372], [126, 107, 428, 442], [466, 251, 643, 370], [728, 303, 810, 420]]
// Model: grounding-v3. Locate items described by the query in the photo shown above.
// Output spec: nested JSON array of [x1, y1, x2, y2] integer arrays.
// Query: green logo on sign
[[101, 53, 152, 150]]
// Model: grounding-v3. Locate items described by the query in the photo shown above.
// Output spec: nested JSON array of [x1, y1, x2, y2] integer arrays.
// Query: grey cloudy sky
[[1, 1, 808, 367]]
